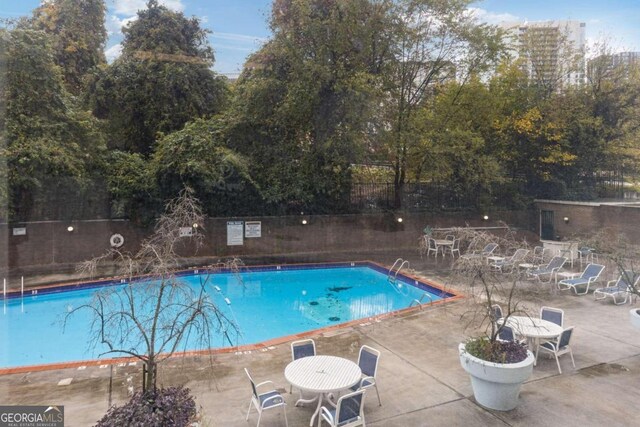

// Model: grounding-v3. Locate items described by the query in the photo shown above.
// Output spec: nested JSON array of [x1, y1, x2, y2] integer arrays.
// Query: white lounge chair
[[557, 263, 605, 295], [528, 256, 567, 282], [490, 248, 529, 272], [594, 272, 639, 305], [461, 243, 499, 263]]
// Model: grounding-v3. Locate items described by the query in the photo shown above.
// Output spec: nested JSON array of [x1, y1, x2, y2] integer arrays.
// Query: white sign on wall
[[179, 227, 193, 237], [227, 221, 244, 246], [245, 221, 262, 238], [12, 227, 26, 236]]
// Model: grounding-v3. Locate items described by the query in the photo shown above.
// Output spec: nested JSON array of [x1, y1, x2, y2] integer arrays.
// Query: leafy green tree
[[152, 118, 258, 216], [380, 0, 505, 208], [29, 0, 107, 95], [87, 0, 228, 155], [231, 0, 395, 213], [0, 28, 106, 220]]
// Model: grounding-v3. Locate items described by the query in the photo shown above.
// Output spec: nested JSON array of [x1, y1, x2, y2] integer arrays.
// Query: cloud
[[106, 15, 138, 36], [212, 32, 269, 43], [105, 44, 123, 62], [113, 0, 184, 16], [467, 7, 520, 25]]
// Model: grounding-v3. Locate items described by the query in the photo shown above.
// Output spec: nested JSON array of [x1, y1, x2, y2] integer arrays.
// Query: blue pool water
[[0, 264, 450, 369]]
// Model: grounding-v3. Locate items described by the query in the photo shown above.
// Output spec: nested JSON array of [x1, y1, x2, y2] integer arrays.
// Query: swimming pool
[[0, 262, 456, 371]]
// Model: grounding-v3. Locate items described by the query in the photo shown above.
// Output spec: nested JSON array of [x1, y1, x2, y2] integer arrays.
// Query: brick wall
[[2, 210, 536, 277]]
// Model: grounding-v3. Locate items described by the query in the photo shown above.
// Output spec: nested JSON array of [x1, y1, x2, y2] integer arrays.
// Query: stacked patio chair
[[557, 263, 605, 295], [594, 272, 640, 305]]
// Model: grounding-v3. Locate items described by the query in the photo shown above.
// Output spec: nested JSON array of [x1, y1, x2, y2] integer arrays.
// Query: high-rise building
[[499, 20, 586, 90], [587, 51, 640, 83]]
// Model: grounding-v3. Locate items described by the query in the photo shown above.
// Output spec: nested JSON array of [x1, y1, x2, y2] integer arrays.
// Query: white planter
[[630, 308, 640, 330], [459, 343, 535, 411]]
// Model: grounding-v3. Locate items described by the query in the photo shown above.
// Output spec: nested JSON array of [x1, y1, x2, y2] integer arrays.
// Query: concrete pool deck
[[1, 253, 640, 426]]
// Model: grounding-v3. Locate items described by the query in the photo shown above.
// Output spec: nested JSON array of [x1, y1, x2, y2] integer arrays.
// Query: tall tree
[[0, 28, 106, 220], [88, 0, 228, 155], [29, 0, 107, 94], [381, 0, 505, 207], [231, 0, 395, 213]]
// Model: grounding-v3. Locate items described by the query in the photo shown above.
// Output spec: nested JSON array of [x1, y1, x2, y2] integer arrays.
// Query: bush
[[95, 386, 196, 427], [465, 337, 528, 364]]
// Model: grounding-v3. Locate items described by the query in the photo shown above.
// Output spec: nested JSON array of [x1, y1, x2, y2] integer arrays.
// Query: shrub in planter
[[464, 337, 528, 364], [95, 386, 196, 427]]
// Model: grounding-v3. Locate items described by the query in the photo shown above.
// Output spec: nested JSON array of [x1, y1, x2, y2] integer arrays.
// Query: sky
[[2, 0, 640, 76]]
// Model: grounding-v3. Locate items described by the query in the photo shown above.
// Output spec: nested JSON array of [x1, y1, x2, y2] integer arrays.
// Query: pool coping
[[0, 260, 462, 375]]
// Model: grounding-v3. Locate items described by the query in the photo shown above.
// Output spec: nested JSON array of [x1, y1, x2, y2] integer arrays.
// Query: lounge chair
[[490, 248, 529, 272], [557, 263, 605, 295], [535, 327, 575, 374], [350, 345, 381, 406], [245, 368, 288, 427], [528, 256, 567, 282], [594, 272, 639, 305], [321, 389, 366, 427], [461, 243, 499, 263]]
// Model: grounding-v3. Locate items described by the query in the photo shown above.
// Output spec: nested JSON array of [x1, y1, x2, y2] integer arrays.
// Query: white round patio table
[[285, 355, 362, 427], [504, 316, 563, 366]]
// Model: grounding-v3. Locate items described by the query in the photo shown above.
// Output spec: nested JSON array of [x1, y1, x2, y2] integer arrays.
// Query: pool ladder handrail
[[388, 259, 410, 283], [409, 292, 434, 309]]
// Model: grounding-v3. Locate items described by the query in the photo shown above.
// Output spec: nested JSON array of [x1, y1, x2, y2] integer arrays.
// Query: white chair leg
[[256, 411, 262, 427], [374, 385, 382, 406], [569, 349, 576, 368], [554, 353, 562, 374], [246, 399, 253, 421], [283, 406, 288, 427]]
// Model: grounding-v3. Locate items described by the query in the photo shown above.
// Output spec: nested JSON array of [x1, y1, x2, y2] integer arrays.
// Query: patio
[[1, 253, 640, 426]]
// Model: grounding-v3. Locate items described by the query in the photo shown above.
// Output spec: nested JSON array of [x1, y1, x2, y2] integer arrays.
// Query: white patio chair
[[535, 327, 576, 374], [289, 339, 316, 393], [426, 237, 439, 258], [349, 345, 381, 406], [245, 368, 288, 427], [446, 238, 461, 257], [321, 389, 366, 427], [540, 306, 564, 327]]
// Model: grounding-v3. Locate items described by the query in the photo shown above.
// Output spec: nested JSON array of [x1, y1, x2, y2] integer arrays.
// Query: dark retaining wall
[[1, 210, 536, 279]]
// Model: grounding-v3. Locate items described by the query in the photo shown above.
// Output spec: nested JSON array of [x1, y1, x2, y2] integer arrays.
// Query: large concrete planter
[[459, 343, 535, 411], [630, 308, 640, 330]]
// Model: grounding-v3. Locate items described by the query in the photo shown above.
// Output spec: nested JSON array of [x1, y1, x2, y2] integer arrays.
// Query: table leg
[[296, 393, 319, 407], [309, 393, 325, 427]]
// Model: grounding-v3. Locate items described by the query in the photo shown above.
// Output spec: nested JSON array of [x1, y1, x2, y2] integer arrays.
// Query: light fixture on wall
[[397, 217, 403, 223], [483, 215, 489, 221], [192, 223, 199, 229], [563, 216, 569, 224], [67, 226, 74, 232], [301, 219, 308, 225]]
